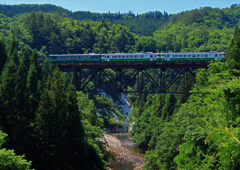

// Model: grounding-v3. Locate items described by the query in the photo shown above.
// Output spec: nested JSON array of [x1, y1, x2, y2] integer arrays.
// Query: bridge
[[54, 62, 208, 93]]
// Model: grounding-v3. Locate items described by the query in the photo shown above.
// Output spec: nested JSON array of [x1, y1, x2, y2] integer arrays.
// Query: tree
[[0, 39, 7, 74], [0, 131, 32, 170], [226, 26, 240, 71]]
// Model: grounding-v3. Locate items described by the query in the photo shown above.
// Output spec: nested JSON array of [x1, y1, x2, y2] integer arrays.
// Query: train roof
[[49, 53, 101, 56], [103, 52, 159, 55], [161, 51, 225, 54]]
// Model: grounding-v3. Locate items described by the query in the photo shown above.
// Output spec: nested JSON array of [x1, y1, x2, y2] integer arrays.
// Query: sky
[[2, 0, 239, 14]]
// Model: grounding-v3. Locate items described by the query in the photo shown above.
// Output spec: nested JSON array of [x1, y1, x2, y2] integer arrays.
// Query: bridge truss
[[56, 62, 208, 94]]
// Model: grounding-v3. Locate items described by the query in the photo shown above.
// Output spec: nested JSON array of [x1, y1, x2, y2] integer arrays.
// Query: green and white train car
[[160, 52, 225, 62], [49, 53, 101, 63], [102, 52, 159, 62]]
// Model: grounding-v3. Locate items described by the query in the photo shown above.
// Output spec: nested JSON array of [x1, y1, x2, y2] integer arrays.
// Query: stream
[[105, 133, 145, 170]]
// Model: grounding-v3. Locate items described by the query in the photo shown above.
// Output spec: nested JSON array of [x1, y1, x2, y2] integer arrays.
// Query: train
[[49, 51, 225, 63]]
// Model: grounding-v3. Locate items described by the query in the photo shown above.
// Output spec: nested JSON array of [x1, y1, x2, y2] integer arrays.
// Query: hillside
[[0, 4, 170, 35], [1, 3, 240, 170], [0, 3, 240, 55]]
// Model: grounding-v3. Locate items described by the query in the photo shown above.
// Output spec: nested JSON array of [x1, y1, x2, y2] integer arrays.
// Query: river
[[105, 133, 145, 170]]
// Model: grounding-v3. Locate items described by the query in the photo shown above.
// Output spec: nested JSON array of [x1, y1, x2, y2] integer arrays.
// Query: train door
[[215, 54, 218, 61], [107, 55, 109, 62], [150, 55, 153, 61]]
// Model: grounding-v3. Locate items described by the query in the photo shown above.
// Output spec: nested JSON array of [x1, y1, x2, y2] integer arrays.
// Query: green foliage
[[0, 38, 7, 74], [0, 131, 32, 170], [0, 39, 109, 170], [226, 26, 240, 71], [1, 4, 238, 58], [141, 27, 240, 169]]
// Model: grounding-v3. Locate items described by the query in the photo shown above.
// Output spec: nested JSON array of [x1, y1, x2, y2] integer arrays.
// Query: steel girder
[[59, 67, 203, 94]]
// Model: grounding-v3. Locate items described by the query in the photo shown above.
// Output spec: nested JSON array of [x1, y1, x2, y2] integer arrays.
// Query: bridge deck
[[53, 62, 208, 70]]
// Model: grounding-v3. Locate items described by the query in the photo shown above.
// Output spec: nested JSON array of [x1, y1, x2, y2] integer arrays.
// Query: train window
[[150, 55, 153, 58], [167, 55, 169, 58], [118, 56, 121, 58], [122, 56, 125, 58], [188, 55, 191, 57], [141, 55, 144, 58], [220, 54, 221, 57], [175, 55, 178, 57], [134, 55, 137, 58], [179, 55, 182, 57], [197, 55, 200, 57], [126, 55, 129, 58], [60, 57, 62, 59], [130, 56, 133, 58], [184, 55, 187, 57], [107, 56, 109, 58], [204, 54, 208, 57], [215, 54, 218, 57], [78, 56, 80, 59], [74, 56, 76, 59], [192, 55, 196, 57]]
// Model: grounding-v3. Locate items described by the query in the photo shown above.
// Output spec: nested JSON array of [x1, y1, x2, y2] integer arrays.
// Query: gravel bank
[[105, 134, 144, 170]]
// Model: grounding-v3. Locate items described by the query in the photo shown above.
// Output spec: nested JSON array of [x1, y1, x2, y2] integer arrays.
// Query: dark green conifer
[[30, 49, 38, 66], [0, 39, 7, 74], [0, 57, 18, 149], [13, 48, 31, 155], [226, 26, 240, 71], [7, 38, 19, 66]]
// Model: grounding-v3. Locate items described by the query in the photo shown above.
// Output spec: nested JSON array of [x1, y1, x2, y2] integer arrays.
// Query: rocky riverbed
[[105, 133, 144, 170]]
